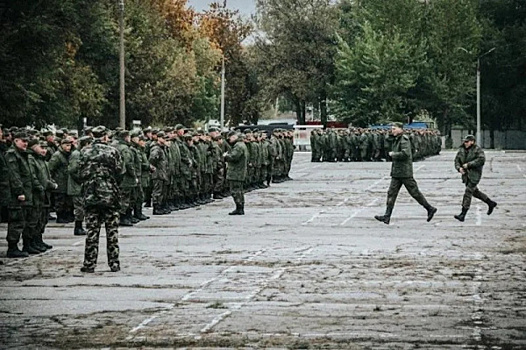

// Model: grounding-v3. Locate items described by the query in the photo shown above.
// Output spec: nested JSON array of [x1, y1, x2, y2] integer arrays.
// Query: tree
[[198, 1, 253, 126], [479, 0, 526, 147], [254, 0, 339, 126]]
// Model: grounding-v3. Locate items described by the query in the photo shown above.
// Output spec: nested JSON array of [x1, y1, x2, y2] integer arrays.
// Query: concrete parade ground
[[1, 150, 525, 349]]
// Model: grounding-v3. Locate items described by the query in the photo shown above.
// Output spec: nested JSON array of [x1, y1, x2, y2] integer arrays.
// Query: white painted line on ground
[[73, 240, 83, 246], [517, 165, 523, 172], [365, 176, 389, 192], [129, 304, 175, 334], [198, 246, 314, 335], [128, 248, 268, 337], [340, 198, 379, 226], [476, 204, 482, 226], [302, 211, 324, 225]]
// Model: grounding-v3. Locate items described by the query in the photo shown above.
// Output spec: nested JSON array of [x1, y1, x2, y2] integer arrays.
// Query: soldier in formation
[[310, 127, 442, 162]]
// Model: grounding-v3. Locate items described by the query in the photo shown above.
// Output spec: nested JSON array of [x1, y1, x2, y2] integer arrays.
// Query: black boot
[[454, 207, 469, 222], [374, 207, 393, 225], [74, 221, 87, 236], [144, 199, 152, 208], [37, 233, 53, 250], [23, 242, 41, 255], [128, 209, 139, 224], [229, 203, 243, 215], [426, 206, 438, 222], [56, 212, 69, 224], [153, 205, 165, 215], [486, 200, 497, 215], [135, 205, 149, 220], [119, 214, 134, 226], [31, 239, 47, 252], [7, 243, 29, 258]]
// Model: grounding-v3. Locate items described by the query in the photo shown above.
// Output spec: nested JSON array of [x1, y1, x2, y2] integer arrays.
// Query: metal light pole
[[220, 55, 226, 130], [119, 0, 126, 129], [476, 47, 495, 146]]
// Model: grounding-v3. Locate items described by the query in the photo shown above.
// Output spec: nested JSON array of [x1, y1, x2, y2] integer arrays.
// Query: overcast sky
[[187, 0, 256, 17]]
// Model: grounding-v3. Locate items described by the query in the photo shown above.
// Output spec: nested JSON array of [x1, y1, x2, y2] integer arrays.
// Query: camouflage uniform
[[376, 125, 436, 224], [79, 132, 123, 272], [454, 137, 496, 220], [225, 134, 249, 215]]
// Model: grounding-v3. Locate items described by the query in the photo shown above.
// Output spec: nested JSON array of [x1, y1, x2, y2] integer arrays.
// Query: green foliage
[[254, 0, 339, 124], [332, 0, 483, 131]]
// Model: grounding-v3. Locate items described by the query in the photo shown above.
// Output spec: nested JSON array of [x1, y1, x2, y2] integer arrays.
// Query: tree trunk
[[320, 91, 328, 129], [489, 128, 495, 149], [295, 98, 305, 125]]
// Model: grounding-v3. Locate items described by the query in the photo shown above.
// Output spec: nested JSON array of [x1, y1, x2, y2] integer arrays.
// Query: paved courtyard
[[1, 150, 525, 349]]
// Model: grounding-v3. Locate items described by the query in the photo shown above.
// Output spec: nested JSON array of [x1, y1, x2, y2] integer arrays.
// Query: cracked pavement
[[1, 151, 525, 349]]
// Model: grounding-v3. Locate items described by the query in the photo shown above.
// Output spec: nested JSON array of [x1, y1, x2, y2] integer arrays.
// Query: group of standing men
[[310, 127, 442, 162], [0, 124, 295, 272]]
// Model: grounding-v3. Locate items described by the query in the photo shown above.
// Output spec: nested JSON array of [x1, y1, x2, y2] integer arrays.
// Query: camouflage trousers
[[213, 167, 225, 194], [386, 177, 431, 210], [462, 181, 489, 209], [73, 195, 84, 222], [82, 208, 120, 270], [119, 187, 135, 215], [152, 179, 166, 206], [229, 180, 244, 205], [54, 193, 73, 216], [37, 206, 49, 234], [7, 206, 37, 245]]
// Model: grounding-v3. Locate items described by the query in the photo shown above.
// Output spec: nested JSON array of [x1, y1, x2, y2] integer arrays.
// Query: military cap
[[143, 126, 152, 132], [183, 134, 193, 141], [42, 129, 53, 137], [463, 134, 476, 142], [151, 129, 159, 135], [61, 138, 72, 145], [252, 128, 259, 133], [130, 130, 141, 138], [39, 140, 48, 148], [226, 130, 237, 138], [244, 129, 252, 134], [208, 127, 219, 133], [55, 130, 64, 138], [84, 126, 93, 133], [115, 127, 124, 132], [117, 129, 129, 137], [92, 126, 108, 138], [139, 135, 147, 141], [174, 124, 184, 131], [28, 139, 40, 148], [79, 135, 92, 144], [13, 132, 29, 141], [391, 122, 404, 129], [157, 131, 166, 139], [61, 128, 69, 134]]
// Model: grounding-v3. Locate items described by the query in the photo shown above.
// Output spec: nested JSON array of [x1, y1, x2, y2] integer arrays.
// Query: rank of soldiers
[[309, 127, 442, 162], [0, 124, 295, 263]]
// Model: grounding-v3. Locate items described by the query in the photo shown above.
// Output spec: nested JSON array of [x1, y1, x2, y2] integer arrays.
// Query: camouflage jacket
[[455, 144, 485, 185], [6, 146, 44, 207], [79, 140, 123, 210], [48, 148, 70, 194], [390, 134, 413, 178], [225, 140, 248, 182]]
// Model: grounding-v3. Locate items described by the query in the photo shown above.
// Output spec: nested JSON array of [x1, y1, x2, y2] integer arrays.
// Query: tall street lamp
[[119, 0, 126, 129], [476, 47, 495, 146], [220, 55, 226, 130]]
